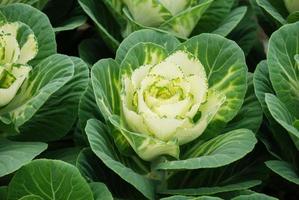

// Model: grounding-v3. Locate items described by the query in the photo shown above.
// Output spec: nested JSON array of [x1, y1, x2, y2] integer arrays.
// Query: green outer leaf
[[16, 57, 89, 141], [178, 33, 247, 135], [161, 196, 223, 200], [90, 182, 113, 200], [0, 139, 47, 177], [155, 129, 257, 170], [0, 3, 56, 66], [159, 180, 261, 196], [224, 73, 263, 133], [265, 93, 299, 148], [268, 22, 299, 118], [192, 0, 235, 35], [212, 6, 247, 37], [0, 54, 74, 135], [78, 0, 121, 51], [160, 0, 213, 38], [256, 0, 286, 25], [115, 29, 180, 63], [265, 160, 299, 185], [85, 119, 155, 200], [231, 193, 278, 200], [120, 42, 168, 75], [91, 59, 120, 120], [7, 159, 93, 200]]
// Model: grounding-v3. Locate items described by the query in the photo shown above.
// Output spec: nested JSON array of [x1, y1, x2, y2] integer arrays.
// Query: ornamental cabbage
[[79, 0, 247, 51], [0, 4, 88, 141], [121, 0, 213, 38], [87, 29, 257, 161]]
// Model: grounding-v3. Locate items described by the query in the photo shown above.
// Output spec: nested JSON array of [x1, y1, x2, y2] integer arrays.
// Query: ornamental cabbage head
[[0, 21, 37, 107], [91, 30, 249, 161], [79, 0, 247, 51], [121, 50, 224, 145]]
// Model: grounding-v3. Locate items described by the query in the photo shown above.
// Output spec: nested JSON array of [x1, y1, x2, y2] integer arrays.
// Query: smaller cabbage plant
[[79, 0, 247, 50], [254, 22, 299, 186], [0, 4, 88, 141], [0, 3, 88, 179]]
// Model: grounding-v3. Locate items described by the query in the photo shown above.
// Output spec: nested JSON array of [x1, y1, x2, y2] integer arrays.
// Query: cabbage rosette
[[86, 29, 258, 163], [0, 4, 88, 141]]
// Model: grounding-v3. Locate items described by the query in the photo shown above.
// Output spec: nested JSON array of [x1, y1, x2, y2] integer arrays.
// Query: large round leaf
[[0, 3, 56, 66], [155, 129, 257, 170], [0, 139, 47, 177], [120, 42, 168, 75], [7, 159, 93, 200], [18, 57, 89, 141], [115, 29, 180, 63], [224, 73, 263, 133], [268, 22, 299, 118], [178, 33, 247, 135]]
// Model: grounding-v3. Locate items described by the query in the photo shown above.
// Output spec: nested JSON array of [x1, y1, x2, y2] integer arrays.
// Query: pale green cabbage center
[[121, 51, 224, 144]]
